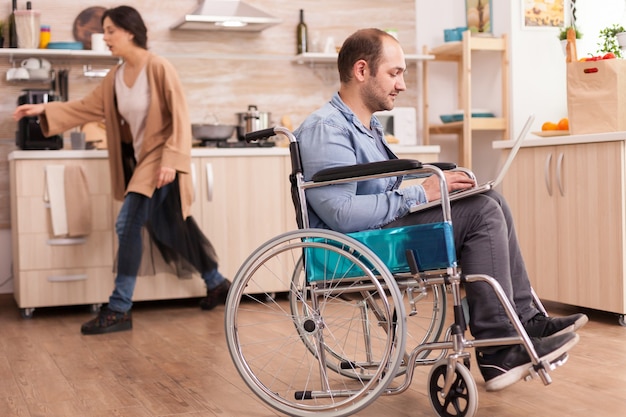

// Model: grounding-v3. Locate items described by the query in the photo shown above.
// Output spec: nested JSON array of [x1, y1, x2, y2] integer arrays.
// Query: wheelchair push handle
[[245, 128, 276, 143], [245, 126, 297, 143]]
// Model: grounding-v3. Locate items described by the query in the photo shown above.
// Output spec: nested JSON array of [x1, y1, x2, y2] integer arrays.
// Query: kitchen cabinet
[[8, 145, 440, 314], [9, 155, 115, 318], [194, 153, 295, 293], [501, 140, 626, 322], [423, 31, 509, 168]]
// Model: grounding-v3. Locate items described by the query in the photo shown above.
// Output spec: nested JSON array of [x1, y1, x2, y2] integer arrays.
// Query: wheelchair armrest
[[311, 159, 422, 182], [403, 162, 457, 180], [429, 162, 457, 171]]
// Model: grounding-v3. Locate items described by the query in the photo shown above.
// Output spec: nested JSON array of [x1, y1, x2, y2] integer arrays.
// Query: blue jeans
[[108, 183, 225, 313]]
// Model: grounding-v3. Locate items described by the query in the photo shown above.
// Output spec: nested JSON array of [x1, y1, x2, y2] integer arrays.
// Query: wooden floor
[[1, 293, 626, 417]]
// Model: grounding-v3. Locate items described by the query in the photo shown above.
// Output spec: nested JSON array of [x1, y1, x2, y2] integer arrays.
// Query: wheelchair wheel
[[290, 258, 447, 380], [225, 229, 407, 417], [427, 359, 478, 417]]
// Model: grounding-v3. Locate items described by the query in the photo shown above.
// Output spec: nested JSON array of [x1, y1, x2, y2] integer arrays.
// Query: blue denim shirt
[[294, 92, 427, 233]]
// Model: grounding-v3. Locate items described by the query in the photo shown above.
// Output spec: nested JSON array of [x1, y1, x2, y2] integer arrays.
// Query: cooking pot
[[236, 105, 271, 140]]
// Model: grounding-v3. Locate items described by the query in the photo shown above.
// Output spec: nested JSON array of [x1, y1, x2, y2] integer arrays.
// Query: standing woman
[[13, 5, 230, 335]]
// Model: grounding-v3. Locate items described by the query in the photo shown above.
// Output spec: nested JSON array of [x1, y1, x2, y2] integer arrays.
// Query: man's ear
[[353, 60, 368, 81]]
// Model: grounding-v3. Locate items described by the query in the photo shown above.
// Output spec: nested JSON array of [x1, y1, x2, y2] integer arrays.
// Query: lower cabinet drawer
[[14, 267, 115, 308], [18, 230, 114, 270]]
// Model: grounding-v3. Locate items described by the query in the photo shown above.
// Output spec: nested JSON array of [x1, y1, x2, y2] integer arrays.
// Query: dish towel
[[44, 165, 92, 237], [44, 165, 68, 237], [64, 165, 92, 237]]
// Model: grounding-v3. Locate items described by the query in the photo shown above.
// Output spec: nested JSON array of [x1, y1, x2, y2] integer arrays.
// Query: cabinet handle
[[556, 152, 565, 196], [544, 153, 553, 196], [46, 237, 88, 245], [191, 162, 197, 202], [47, 274, 88, 282], [205, 163, 214, 202]]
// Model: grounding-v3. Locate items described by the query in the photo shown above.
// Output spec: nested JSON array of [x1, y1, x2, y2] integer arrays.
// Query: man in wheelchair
[[293, 28, 587, 392]]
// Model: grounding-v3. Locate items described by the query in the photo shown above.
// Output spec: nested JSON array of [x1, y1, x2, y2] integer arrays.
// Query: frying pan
[[192, 124, 236, 141]]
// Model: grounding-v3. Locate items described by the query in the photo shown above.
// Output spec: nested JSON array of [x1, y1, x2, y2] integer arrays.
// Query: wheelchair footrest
[[524, 353, 569, 384]]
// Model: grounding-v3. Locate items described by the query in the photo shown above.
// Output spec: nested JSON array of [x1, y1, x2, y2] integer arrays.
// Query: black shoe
[[81, 306, 132, 335], [200, 279, 231, 310], [524, 312, 588, 338], [477, 332, 579, 392]]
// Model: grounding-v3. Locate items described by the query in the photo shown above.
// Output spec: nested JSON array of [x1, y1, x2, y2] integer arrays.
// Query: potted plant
[[597, 24, 625, 58], [558, 25, 582, 56]]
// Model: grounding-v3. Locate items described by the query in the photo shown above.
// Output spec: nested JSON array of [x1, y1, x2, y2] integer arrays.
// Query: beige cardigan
[[40, 53, 194, 219]]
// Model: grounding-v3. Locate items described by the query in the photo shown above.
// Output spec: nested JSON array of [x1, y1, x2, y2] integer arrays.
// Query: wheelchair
[[224, 126, 569, 417]]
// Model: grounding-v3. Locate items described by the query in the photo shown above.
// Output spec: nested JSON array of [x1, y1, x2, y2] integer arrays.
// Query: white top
[[115, 63, 150, 160]]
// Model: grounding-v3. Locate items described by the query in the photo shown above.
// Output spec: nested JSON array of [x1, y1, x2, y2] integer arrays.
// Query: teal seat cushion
[[305, 222, 456, 282]]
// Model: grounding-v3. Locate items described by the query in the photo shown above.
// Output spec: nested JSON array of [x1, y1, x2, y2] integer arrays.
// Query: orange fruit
[[557, 117, 569, 131], [541, 121, 558, 131]]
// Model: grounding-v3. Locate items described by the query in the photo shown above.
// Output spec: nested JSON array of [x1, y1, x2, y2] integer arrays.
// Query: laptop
[[410, 114, 534, 212]]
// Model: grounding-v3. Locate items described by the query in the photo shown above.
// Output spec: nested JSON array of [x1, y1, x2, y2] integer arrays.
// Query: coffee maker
[[16, 89, 63, 150]]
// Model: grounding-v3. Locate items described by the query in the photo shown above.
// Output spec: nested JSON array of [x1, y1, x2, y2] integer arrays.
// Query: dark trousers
[[386, 190, 538, 341]]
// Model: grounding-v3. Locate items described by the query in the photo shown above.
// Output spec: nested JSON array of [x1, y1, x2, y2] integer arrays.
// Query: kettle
[[236, 105, 271, 140]]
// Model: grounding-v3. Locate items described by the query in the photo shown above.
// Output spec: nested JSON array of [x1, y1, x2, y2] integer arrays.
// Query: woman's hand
[[13, 104, 45, 121], [156, 166, 176, 188], [421, 171, 476, 202]]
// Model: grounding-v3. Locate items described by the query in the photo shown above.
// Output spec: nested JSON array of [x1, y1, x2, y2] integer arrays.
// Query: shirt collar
[[330, 92, 384, 138]]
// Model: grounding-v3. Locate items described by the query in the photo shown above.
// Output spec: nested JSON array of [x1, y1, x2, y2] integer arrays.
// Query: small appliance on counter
[[374, 107, 418, 146], [16, 89, 63, 150]]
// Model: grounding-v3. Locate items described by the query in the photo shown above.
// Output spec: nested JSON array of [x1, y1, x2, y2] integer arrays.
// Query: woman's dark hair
[[102, 5, 148, 50], [337, 28, 397, 83]]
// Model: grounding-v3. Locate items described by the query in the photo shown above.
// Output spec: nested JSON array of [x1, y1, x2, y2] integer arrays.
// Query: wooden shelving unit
[[422, 31, 509, 168]]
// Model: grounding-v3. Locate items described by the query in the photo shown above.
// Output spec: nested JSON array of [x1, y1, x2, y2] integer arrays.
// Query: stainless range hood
[[171, 0, 281, 32]]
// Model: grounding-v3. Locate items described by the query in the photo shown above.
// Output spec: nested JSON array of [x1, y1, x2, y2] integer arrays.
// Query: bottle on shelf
[[9, 0, 18, 48], [296, 9, 307, 55], [39, 24, 50, 49]]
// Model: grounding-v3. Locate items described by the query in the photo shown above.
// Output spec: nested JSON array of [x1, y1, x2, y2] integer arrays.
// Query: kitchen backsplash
[[0, 0, 418, 228]]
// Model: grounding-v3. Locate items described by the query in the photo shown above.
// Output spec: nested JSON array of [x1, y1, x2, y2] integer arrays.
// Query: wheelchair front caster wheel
[[428, 360, 478, 417]]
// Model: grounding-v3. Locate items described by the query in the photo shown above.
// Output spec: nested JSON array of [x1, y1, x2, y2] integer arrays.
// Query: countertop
[[7, 144, 441, 160], [493, 131, 626, 149]]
